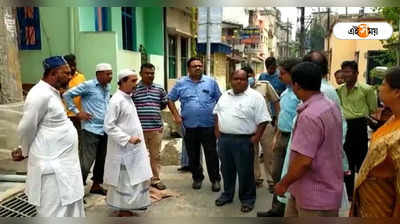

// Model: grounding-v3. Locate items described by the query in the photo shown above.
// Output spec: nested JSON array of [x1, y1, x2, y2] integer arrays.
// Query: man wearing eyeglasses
[[168, 57, 222, 192]]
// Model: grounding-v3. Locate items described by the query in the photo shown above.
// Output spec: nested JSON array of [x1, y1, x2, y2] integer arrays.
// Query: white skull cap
[[96, 63, 112, 72], [118, 68, 138, 81]]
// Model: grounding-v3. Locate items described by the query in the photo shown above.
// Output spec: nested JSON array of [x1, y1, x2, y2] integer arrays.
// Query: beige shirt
[[253, 81, 279, 114]]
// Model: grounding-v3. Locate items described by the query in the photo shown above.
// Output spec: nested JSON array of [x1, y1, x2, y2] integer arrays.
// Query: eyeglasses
[[190, 65, 203, 68]]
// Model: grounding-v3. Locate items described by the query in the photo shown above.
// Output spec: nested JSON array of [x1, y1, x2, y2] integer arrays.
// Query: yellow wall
[[167, 53, 228, 92], [213, 53, 228, 91], [167, 8, 192, 34], [327, 31, 385, 87]]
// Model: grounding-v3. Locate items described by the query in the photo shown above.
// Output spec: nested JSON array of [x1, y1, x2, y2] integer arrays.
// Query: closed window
[[121, 7, 136, 51], [95, 7, 110, 31], [181, 37, 188, 76]]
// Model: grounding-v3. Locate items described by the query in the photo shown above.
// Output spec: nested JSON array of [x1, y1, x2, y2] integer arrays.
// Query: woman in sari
[[350, 67, 400, 217]]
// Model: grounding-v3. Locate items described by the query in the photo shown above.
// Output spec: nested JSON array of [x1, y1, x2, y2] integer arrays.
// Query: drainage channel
[[0, 192, 36, 217]]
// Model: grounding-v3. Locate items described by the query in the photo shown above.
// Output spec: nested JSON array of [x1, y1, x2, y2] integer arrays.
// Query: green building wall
[[19, 7, 71, 84], [18, 7, 165, 91], [143, 8, 164, 56]]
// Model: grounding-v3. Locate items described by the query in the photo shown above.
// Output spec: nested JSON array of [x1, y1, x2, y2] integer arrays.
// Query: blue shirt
[[258, 70, 286, 96], [320, 79, 349, 171], [168, 75, 221, 128], [63, 79, 110, 135], [277, 87, 300, 133], [320, 79, 347, 142]]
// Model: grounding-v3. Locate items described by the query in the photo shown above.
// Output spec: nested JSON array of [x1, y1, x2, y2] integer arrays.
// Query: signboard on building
[[240, 27, 261, 44], [16, 7, 41, 50], [198, 7, 222, 43]]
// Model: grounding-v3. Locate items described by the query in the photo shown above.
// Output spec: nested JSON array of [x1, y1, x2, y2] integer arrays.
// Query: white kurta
[[17, 80, 85, 217], [103, 89, 153, 210]]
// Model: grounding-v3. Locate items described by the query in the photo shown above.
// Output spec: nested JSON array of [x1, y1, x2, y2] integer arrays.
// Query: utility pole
[[286, 18, 290, 58], [327, 7, 330, 32], [206, 7, 211, 76], [299, 7, 305, 57]]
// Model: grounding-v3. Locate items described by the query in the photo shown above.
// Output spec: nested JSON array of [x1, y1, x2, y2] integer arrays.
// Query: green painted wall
[[19, 6, 164, 88], [19, 7, 71, 84], [111, 7, 123, 49], [135, 7, 145, 51], [76, 32, 119, 92], [117, 50, 141, 73], [78, 7, 95, 31], [143, 8, 164, 56]]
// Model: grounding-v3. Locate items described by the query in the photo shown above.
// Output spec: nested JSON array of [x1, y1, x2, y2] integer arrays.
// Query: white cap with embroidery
[[118, 69, 137, 81], [96, 63, 112, 72]]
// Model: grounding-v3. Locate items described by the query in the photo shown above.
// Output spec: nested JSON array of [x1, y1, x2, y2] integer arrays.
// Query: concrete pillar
[[0, 7, 23, 104], [176, 35, 182, 78]]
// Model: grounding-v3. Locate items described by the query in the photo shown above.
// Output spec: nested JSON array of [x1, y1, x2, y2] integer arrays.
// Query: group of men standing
[[12, 50, 377, 218], [13, 55, 169, 217]]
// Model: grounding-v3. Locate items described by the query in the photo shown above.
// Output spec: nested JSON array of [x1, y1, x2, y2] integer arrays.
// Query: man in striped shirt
[[132, 63, 168, 190]]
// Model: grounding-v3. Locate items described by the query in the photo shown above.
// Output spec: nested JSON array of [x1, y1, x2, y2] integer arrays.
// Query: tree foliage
[[308, 23, 325, 51], [376, 7, 400, 50]]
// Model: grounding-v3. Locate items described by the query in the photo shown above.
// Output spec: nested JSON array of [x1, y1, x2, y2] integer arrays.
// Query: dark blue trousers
[[218, 133, 256, 206]]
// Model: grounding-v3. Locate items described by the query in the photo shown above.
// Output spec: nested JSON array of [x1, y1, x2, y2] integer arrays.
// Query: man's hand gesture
[[128, 136, 141, 145]]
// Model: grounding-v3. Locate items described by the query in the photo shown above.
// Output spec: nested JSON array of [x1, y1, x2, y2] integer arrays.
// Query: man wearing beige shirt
[[242, 66, 280, 187]]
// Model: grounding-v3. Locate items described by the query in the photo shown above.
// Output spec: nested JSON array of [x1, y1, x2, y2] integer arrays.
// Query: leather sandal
[[241, 204, 254, 213], [151, 182, 167, 190]]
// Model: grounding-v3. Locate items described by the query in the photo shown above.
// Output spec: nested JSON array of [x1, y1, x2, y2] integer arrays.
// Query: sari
[[350, 116, 400, 217]]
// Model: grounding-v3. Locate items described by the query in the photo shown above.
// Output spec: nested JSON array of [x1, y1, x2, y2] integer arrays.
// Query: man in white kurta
[[104, 69, 153, 216], [15, 56, 85, 217]]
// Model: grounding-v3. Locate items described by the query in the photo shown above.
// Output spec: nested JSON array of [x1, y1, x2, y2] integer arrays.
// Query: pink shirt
[[289, 93, 343, 210]]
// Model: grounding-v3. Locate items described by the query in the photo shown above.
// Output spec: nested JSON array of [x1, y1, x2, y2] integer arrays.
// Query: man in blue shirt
[[258, 57, 287, 97], [168, 57, 221, 192], [63, 63, 112, 196]]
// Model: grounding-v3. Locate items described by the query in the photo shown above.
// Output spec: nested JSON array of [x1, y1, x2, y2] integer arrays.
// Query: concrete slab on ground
[[84, 165, 273, 217]]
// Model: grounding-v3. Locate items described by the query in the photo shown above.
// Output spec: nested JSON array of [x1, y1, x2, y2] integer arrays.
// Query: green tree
[[376, 7, 400, 65], [309, 23, 325, 51]]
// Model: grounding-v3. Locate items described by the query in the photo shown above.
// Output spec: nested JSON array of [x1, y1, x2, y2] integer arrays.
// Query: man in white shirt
[[103, 69, 153, 217], [213, 69, 271, 213], [13, 56, 85, 217]]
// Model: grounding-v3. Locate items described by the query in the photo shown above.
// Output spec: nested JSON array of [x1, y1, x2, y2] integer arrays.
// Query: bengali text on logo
[[333, 22, 392, 40]]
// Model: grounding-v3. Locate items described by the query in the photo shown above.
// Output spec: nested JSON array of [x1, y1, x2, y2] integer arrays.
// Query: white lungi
[[36, 173, 85, 217], [106, 165, 151, 211]]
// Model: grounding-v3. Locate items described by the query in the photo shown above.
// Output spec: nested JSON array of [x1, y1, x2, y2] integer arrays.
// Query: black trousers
[[80, 130, 108, 184], [184, 127, 221, 183], [343, 117, 368, 199], [218, 133, 256, 206]]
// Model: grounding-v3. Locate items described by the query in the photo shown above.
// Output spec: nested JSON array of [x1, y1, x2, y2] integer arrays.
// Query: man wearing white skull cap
[[104, 69, 153, 216], [63, 63, 113, 196]]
